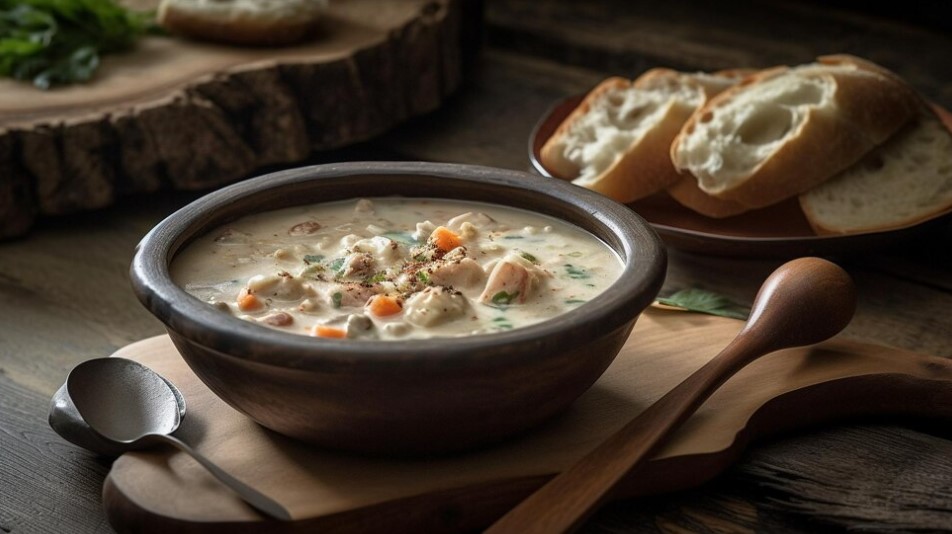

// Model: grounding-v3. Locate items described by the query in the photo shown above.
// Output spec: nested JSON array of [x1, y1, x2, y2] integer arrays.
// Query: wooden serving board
[[0, 0, 478, 239], [102, 308, 952, 533]]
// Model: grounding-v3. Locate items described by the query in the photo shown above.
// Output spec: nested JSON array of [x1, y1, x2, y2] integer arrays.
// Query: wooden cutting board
[[102, 308, 952, 533], [0, 0, 477, 238]]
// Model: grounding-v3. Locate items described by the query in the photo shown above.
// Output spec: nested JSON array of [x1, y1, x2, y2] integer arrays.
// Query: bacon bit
[[367, 294, 403, 317], [313, 325, 347, 338], [288, 221, 322, 236], [430, 226, 462, 252], [237, 292, 263, 312]]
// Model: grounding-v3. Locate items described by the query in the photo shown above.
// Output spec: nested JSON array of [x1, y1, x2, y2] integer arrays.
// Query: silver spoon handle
[[150, 433, 292, 521]]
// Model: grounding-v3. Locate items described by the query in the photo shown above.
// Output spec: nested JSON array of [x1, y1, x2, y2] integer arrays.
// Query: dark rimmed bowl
[[130, 162, 666, 456]]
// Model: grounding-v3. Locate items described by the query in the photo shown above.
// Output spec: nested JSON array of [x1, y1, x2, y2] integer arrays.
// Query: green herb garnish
[[491, 290, 519, 306], [0, 0, 155, 89], [564, 299, 586, 305], [381, 231, 418, 245], [654, 288, 749, 320], [331, 291, 343, 309], [492, 317, 513, 329], [328, 257, 345, 273], [416, 270, 429, 284], [564, 264, 590, 280], [303, 254, 325, 264], [520, 251, 537, 263], [366, 271, 388, 284]]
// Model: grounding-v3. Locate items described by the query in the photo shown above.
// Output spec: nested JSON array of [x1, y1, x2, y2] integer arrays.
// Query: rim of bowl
[[130, 161, 667, 372]]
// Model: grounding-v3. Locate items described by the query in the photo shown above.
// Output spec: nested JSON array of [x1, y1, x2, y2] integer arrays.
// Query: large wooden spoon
[[485, 256, 857, 534]]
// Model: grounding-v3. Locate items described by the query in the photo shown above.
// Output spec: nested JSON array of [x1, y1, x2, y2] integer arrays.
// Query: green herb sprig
[[654, 288, 750, 320], [0, 0, 154, 89]]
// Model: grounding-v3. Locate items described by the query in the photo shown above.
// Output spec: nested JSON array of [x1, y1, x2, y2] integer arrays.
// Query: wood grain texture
[[99, 309, 952, 532], [0, 0, 476, 239], [2, 2, 951, 532]]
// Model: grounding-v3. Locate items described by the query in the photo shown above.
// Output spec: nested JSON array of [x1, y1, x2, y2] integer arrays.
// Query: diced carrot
[[430, 226, 462, 252], [237, 293, 263, 312], [367, 294, 403, 317], [313, 325, 347, 338]]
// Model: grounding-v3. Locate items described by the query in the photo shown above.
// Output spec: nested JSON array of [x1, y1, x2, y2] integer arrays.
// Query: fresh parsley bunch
[[0, 0, 153, 89]]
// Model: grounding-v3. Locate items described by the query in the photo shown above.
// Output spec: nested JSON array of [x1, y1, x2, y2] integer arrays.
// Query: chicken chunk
[[428, 258, 486, 290], [478, 253, 548, 305], [404, 286, 471, 327]]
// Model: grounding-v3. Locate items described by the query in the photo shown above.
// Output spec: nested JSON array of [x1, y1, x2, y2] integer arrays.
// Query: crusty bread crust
[[666, 174, 751, 218], [799, 108, 952, 235], [671, 61, 921, 209], [157, 0, 327, 46], [541, 77, 630, 180], [540, 69, 742, 204]]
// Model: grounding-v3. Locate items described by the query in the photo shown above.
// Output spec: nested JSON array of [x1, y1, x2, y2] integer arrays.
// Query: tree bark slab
[[0, 0, 477, 239]]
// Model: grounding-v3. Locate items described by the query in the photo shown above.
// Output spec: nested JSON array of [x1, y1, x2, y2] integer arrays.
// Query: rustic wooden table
[[2, 1, 951, 532]]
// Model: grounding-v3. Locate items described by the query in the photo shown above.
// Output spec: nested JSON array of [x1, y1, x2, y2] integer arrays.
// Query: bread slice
[[540, 69, 745, 204], [665, 173, 751, 218], [670, 55, 921, 209], [157, 0, 329, 46], [799, 108, 952, 234]]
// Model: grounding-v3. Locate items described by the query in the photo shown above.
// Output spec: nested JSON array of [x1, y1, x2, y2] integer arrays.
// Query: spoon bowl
[[49, 357, 292, 521], [49, 358, 187, 457]]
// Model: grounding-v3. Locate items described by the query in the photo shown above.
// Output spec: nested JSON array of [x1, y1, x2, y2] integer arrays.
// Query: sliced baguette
[[799, 108, 952, 234], [540, 69, 745, 204], [665, 173, 751, 218], [670, 55, 921, 209], [157, 0, 329, 46]]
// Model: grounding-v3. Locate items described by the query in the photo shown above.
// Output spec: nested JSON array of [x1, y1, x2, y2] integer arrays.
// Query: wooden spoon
[[485, 256, 857, 534]]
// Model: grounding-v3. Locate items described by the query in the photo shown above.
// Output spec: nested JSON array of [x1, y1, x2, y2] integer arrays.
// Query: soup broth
[[171, 197, 623, 340]]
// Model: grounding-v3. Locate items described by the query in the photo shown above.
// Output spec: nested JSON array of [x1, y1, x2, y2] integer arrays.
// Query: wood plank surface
[[102, 313, 952, 532], [1, 1, 951, 533]]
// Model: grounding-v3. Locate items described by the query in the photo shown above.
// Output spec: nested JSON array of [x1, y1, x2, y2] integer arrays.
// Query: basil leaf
[[654, 288, 749, 320]]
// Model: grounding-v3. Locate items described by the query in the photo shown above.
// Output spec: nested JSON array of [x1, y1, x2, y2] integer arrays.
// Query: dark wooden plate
[[529, 94, 952, 258]]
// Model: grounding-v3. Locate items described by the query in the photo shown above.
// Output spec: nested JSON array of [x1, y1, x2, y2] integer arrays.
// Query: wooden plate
[[528, 95, 952, 258]]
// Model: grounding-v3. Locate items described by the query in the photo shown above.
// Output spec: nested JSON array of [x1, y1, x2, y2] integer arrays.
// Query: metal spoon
[[486, 256, 857, 534], [49, 357, 292, 521]]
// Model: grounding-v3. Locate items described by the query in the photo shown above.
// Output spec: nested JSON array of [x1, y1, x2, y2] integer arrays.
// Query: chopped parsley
[[564, 264, 590, 279], [328, 257, 345, 273], [520, 251, 537, 263], [416, 270, 430, 284], [491, 290, 519, 306], [303, 254, 325, 264], [331, 291, 343, 309]]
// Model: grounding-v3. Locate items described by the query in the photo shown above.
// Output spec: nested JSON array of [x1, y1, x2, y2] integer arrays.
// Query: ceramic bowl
[[130, 162, 666, 456]]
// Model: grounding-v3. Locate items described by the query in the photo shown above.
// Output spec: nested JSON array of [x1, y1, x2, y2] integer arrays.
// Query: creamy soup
[[171, 198, 623, 340]]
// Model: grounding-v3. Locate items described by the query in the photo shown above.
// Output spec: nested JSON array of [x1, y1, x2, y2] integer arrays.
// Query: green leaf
[[303, 254, 324, 264], [491, 290, 519, 306], [654, 288, 749, 320], [381, 231, 418, 246], [519, 251, 537, 263], [328, 257, 345, 273], [331, 292, 342, 309], [564, 264, 590, 280], [0, 0, 154, 88]]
